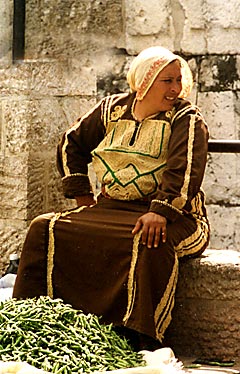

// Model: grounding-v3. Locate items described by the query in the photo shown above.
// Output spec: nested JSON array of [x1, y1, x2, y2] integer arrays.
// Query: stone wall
[[0, 0, 239, 272]]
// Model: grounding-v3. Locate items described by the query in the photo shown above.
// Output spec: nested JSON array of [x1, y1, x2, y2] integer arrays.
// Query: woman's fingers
[[132, 212, 167, 248], [153, 226, 161, 248], [161, 228, 167, 243], [132, 219, 142, 235]]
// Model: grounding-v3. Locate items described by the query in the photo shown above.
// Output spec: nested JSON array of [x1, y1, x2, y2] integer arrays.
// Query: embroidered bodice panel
[[92, 118, 171, 200]]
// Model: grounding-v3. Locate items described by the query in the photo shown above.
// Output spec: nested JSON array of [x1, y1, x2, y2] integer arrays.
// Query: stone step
[[165, 249, 240, 361]]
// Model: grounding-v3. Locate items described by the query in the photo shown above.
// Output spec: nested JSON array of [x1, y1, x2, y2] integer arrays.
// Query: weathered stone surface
[[205, 205, 240, 250], [26, 151, 76, 221], [60, 97, 97, 125], [125, 0, 171, 36], [207, 28, 240, 55], [203, 153, 239, 205], [3, 99, 29, 155], [124, 0, 174, 54], [181, 28, 207, 55], [0, 220, 27, 274], [197, 91, 237, 139], [178, 249, 240, 299], [235, 56, 240, 90], [0, 175, 27, 220], [181, 0, 240, 54], [199, 56, 238, 92], [25, 0, 124, 59], [181, 0, 205, 30], [0, 0, 12, 64], [124, 0, 240, 55], [1, 155, 28, 178], [0, 59, 96, 97], [180, 0, 207, 54], [166, 249, 240, 359], [203, 0, 240, 30]]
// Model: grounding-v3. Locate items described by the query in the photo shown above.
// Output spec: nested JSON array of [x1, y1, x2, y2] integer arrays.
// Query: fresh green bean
[[0, 296, 145, 373]]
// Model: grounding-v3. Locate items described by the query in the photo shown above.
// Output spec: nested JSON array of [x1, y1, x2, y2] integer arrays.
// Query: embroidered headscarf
[[127, 46, 193, 100]]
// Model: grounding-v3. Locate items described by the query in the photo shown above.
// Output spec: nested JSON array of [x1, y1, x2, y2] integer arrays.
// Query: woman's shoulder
[[100, 92, 134, 122], [174, 98, 196, 111], [173, 98, 204, 120], [101, 92, 132, 106]]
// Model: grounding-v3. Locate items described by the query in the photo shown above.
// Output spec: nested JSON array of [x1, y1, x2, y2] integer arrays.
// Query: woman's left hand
[[132, 212, 167, 248]]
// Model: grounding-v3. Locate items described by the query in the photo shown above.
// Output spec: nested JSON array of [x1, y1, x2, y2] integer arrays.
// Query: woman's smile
[[134, 60, 183, 119]]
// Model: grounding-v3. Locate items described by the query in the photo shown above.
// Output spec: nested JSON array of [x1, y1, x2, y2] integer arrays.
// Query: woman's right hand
[[75, 194, 96, 207], [132, 212, 167, 248]]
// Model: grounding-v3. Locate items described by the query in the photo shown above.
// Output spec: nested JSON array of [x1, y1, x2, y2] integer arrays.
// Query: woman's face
[[143, 60, 182, 112]]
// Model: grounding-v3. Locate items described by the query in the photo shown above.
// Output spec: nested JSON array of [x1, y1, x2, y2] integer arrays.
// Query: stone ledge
[[165, 249, 240, 361]]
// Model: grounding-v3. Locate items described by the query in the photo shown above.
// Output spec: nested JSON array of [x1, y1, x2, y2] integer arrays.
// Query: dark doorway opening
[[12, 0, 25, 62]]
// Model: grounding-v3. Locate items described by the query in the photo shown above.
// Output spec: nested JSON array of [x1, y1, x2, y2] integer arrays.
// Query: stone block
[[95, 50, 131, 98], [0, 94, 97, 249], [26, 150, 76, 221], [2, 96, 97, 158], [0, 219, 27, 274], [235, 56, 240, 90], [1, 155, 29, 178], [197, 91, 238, 139], [0, 59, 96, 97], [0, 0, 12, 64], [0, 176, 28, 220], [25, 0, 124, 59], [59, 96, 97, 126], [203, 153, 239, 205], [2, 99, 29, 155], [207, 27, 240, 54], [125, 0, 171, 36], [125, 36, 175, 57], [179, 0, 240, 54], [0, 64, 31, 95], [181, 0, 205, 30], [204, 205, 240, 251], [166, 249, 240, 359], [46, 157, 76, 214], [124, 0, 175, 54], [172, 0, 207, 54], [181, 27, 207, 55], [199, 55, 238, 92], [204, 0, 240, 29], [23, 98, 69, 151]]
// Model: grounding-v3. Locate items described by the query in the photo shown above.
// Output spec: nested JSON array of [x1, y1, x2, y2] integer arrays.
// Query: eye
[[161, 79, 172, 83]]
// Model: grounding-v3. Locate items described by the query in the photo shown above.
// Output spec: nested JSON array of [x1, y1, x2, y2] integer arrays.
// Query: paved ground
[[180, 357, 240, 373]]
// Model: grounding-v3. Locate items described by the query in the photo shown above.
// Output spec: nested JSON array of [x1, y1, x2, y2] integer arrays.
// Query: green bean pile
[[0, 296, 145, 373]]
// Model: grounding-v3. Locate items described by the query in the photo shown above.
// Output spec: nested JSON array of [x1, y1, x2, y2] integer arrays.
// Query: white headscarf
[[127, 46, 193, 100]]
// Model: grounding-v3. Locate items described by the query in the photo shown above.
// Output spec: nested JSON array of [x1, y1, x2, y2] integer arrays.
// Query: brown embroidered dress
[[13, 92, 210, 343]]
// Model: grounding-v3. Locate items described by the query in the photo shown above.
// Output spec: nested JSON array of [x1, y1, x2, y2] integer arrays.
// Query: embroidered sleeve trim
[[62, 173, 88, 181], [151, 199, 183, 215], [171, 114, 195, 209]]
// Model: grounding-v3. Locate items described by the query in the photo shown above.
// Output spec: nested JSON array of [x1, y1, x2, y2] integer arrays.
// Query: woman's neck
[[132, 98, 159, 122]]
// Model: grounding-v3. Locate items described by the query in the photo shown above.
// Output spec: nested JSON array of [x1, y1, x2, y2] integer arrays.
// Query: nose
[[170, 79, 182, 94], [170, 81, 181, 93]]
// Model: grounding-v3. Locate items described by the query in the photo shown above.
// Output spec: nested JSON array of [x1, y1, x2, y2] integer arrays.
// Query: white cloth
[[0, 273, 16, 302], [126, 46, 193, 100], [0, 287, 13, 302]]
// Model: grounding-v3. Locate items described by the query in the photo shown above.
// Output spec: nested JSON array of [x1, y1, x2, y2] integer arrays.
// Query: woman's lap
[[13, 198, 208, 340]]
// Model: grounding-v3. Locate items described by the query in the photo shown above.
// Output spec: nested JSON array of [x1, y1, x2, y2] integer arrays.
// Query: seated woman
[[13, 46, 210, 350]]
